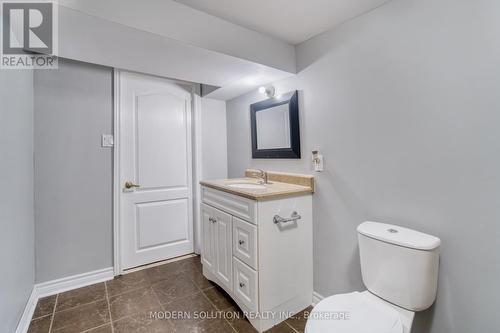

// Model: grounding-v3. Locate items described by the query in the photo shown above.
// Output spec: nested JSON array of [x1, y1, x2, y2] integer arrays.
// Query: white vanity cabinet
[[201, 185, 313, 332], [201, 203, 233, 292]]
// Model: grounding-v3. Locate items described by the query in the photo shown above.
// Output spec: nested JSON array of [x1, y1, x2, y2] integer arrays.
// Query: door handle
[[124, 181, 140, 189]]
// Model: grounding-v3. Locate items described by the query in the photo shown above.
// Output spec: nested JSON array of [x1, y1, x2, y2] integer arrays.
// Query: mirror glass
[[255, 103, 291, 149], [250, 90, 300, 159]]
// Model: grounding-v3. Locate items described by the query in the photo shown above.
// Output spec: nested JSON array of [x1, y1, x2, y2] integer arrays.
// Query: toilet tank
[[357, 221, 440, 311]]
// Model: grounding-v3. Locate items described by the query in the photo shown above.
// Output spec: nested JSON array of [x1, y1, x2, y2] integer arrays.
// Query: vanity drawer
[[233, 217, 258, 269], [202, 186, 256, 223], [233, 257, 258, 313]]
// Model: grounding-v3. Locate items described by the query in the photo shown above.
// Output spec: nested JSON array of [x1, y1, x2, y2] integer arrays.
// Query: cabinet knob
[[238, 240, 245, 245], [239, 282, 245, 288]]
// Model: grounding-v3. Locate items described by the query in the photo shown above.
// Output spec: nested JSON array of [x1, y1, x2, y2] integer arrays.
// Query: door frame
[[112, 69, 203, 275]]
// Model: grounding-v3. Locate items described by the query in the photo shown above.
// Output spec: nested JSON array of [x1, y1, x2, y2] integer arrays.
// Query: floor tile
[[109, 286, 162, 321], [144, 263, 187, 285], [221, 305, 245, 319], [163, 292, 216, 320], [188, 268, 216, 290], [285, 307, 313, 333], [159, 291, 218, 332], [113, 311, 173, 333], [32, 295, 56, 319], [174, 256, 203, 275], [228, 317, 258, 333], [106, 270, 150, 297], [56, 283, 106, 312], [155, 256, 201, 276], [168, 317, 234, 333], [27, 315, 52, 333], [223, 307, 257, 333], [224, 306, 300, 333], [52, 299, 110, 333], [85, 324, 113, 333], [151, 276, 199, 305], [28, 256, 253, 333], [203, 286, 236, 310], [265, 322, 296, 333]]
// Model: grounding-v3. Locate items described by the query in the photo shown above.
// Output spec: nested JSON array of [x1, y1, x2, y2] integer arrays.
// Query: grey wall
[[226, 0, 500, 332], [201, 98, 228, 180], [34, 59, 113, 283], [0, 71, 35, 332]]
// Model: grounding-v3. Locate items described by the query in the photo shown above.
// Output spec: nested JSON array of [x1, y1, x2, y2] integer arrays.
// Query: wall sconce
[[259, 85, 276, 98]]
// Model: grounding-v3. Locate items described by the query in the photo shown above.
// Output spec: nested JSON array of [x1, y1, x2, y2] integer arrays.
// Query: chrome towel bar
[[273, 211, 301, 224]]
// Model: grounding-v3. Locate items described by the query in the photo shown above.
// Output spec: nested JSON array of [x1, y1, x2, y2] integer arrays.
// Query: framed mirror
[[250, 90, 300, 158]]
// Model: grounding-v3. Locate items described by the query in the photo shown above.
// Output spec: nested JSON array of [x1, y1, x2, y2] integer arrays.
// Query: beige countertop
[[200, 171, 314, 201]]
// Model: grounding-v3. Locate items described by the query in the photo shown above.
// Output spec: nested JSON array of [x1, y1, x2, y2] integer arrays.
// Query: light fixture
[[259, 85, 275, 98]]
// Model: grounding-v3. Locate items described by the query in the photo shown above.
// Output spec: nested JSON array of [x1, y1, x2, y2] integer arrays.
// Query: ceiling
[[174, 0, 391, 44]]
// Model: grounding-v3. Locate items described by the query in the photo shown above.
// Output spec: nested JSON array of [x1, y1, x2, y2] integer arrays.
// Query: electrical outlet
[[312, 150, 324, 172]]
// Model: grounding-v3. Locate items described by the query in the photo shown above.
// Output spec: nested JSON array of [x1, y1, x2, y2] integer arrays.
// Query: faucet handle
[[247, 168, 264, 177], [247, 169, 270, 184]]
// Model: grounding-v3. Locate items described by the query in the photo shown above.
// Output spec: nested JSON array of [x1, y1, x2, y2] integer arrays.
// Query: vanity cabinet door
[[201, 204, 216, 273], [214, 208, 233, 292], [233, 217, 258, 269], [233, 257, 258, 312]]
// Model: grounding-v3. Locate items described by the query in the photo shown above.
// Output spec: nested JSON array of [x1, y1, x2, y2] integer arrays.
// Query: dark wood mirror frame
[[250, 90, 301, 159]]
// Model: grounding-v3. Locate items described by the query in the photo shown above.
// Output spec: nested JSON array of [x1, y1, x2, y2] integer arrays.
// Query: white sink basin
[[227, 183, 266, 190]]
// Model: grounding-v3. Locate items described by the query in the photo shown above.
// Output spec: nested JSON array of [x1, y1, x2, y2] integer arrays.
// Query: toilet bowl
[[305, 291, 414, 333], [306, 221, 440, 333]]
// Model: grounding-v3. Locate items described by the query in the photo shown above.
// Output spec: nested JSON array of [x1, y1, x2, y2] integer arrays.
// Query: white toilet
[[305, 221, 441, 333]]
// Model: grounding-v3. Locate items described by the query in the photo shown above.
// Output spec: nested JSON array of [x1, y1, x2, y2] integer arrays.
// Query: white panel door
[[119, 71, 194, 270]]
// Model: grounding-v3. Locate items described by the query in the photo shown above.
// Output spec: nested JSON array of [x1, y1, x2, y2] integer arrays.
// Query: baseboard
[[312, 291, 324, 306], [15, 287, 38, 333], [15, 267, 114, 333], [35, 267, 114, 298]]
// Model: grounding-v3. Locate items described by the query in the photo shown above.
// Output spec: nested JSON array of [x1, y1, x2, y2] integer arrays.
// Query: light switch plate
[[101, 134, 114, 147]]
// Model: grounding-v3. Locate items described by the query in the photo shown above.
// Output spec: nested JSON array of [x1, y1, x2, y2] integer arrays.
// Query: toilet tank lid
[[357, 221, 441, 251]]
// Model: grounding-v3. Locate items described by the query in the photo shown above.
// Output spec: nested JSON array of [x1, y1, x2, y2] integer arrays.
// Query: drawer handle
[[238, 240, 245, 245], [273, 211, 301, 224], [239, 282, 245, 288]]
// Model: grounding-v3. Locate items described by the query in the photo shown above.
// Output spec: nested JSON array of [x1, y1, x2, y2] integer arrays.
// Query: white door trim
[[192, 85, 203, 255], [112, 69, 202, 275], [113, 69, 121, 276]]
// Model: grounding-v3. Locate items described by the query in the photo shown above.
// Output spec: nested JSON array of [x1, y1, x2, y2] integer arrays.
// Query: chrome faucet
[[255, 169, 269, 184]]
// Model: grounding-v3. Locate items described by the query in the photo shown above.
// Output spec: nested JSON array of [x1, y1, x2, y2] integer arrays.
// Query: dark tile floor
[[28, 256, 311, 333]]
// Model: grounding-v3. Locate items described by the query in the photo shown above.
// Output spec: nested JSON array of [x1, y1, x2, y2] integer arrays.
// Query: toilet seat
[[305, 292, 404, 333]]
